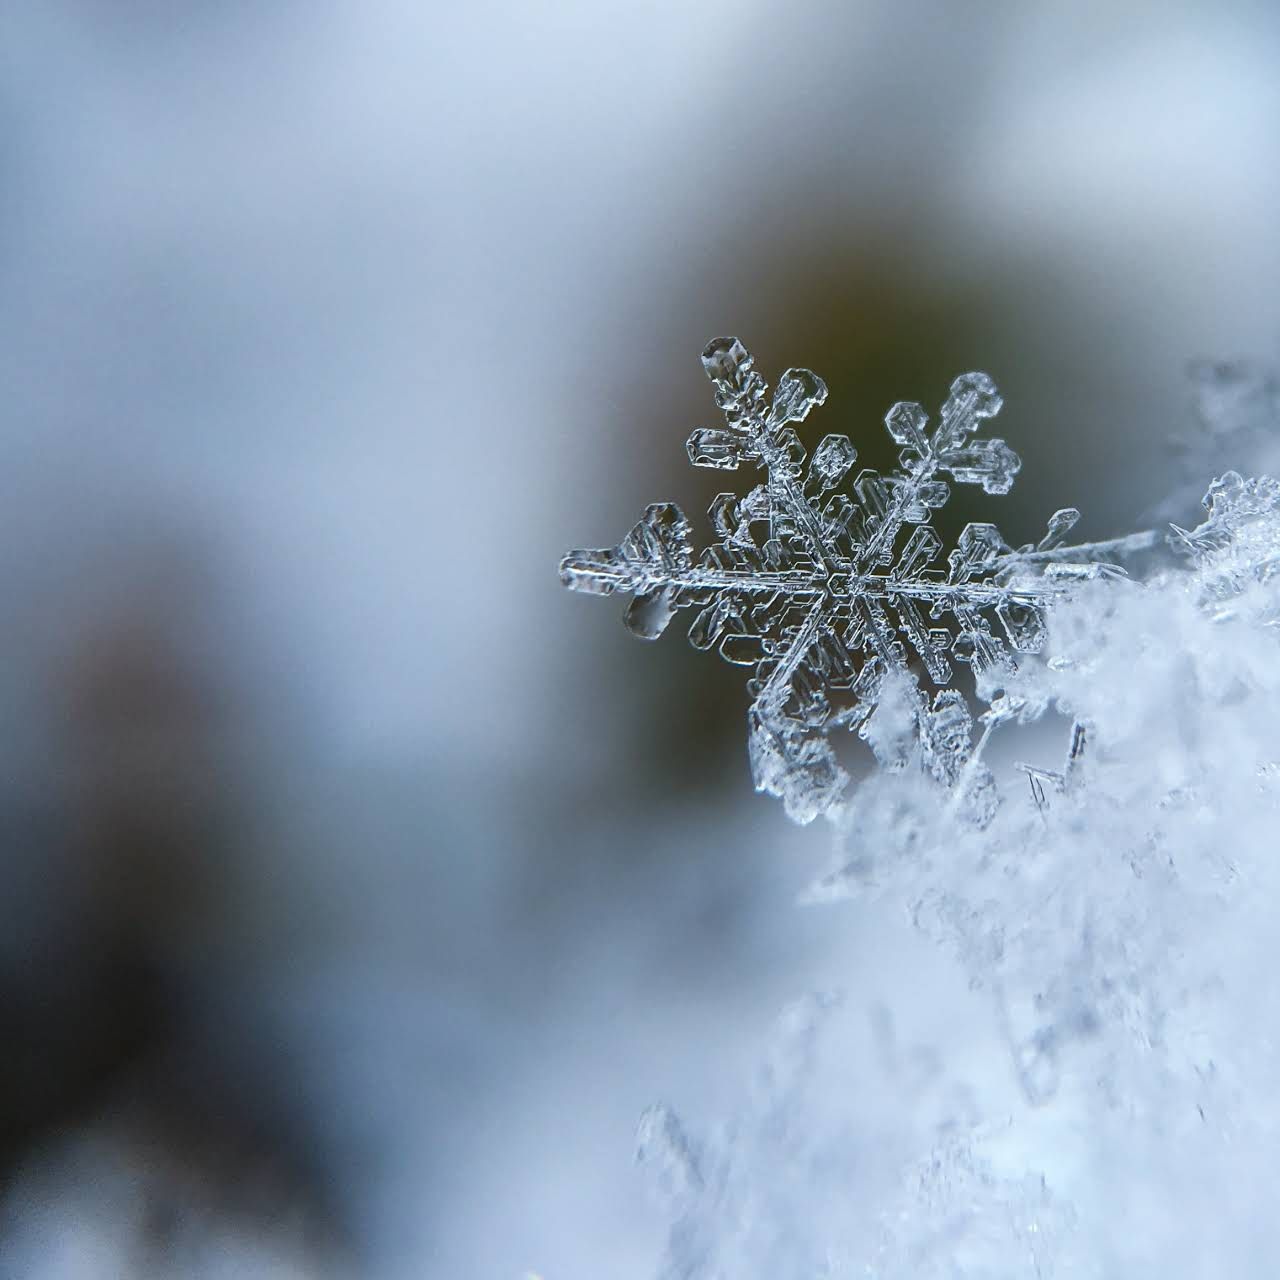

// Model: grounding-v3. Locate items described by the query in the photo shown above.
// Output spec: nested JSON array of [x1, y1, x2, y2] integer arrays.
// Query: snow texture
[[561, 338, 1153, 823], [635, 456, 1280, 1277]]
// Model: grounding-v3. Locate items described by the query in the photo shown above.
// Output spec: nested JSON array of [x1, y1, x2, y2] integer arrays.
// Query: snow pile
[[641, 470, 1280, 1277]]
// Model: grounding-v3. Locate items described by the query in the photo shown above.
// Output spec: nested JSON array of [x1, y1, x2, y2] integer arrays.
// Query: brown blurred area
[[0, 543, 351, 1273]]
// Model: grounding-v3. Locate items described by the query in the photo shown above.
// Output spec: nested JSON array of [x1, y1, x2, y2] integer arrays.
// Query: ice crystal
[[1168, 470, 1280, 631], [561, 338, 1147, 822]]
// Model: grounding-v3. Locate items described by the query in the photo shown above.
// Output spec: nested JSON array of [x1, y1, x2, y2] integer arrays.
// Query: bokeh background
[[0, 3, 1277, 1275]]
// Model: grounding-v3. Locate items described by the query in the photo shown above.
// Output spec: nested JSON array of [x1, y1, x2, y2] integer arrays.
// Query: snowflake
[[560, 338, 1147, 823]]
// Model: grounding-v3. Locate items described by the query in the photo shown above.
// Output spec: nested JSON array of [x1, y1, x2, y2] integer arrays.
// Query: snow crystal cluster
[[561, 342, 1280, 1276]]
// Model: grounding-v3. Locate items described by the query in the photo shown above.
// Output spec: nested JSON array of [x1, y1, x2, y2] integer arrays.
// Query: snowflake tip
[[770, 368, 828, 427], [701, 336, 753, 386]]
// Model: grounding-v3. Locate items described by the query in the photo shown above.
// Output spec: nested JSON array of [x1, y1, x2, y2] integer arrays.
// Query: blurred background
[[0, 2, 1277, 1275]]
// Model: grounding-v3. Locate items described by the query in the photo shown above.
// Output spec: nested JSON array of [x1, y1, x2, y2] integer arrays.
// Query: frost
[[561, 338, 1147, 823], [632, 464, 1280, 1276], [1170, 470, 1280, 625], [636, 1104, 703, 1211]]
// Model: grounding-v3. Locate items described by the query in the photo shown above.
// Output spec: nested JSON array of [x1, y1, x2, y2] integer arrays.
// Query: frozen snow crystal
[[1170, 469, 1280, 626], [561, 337, 1137, 823]]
